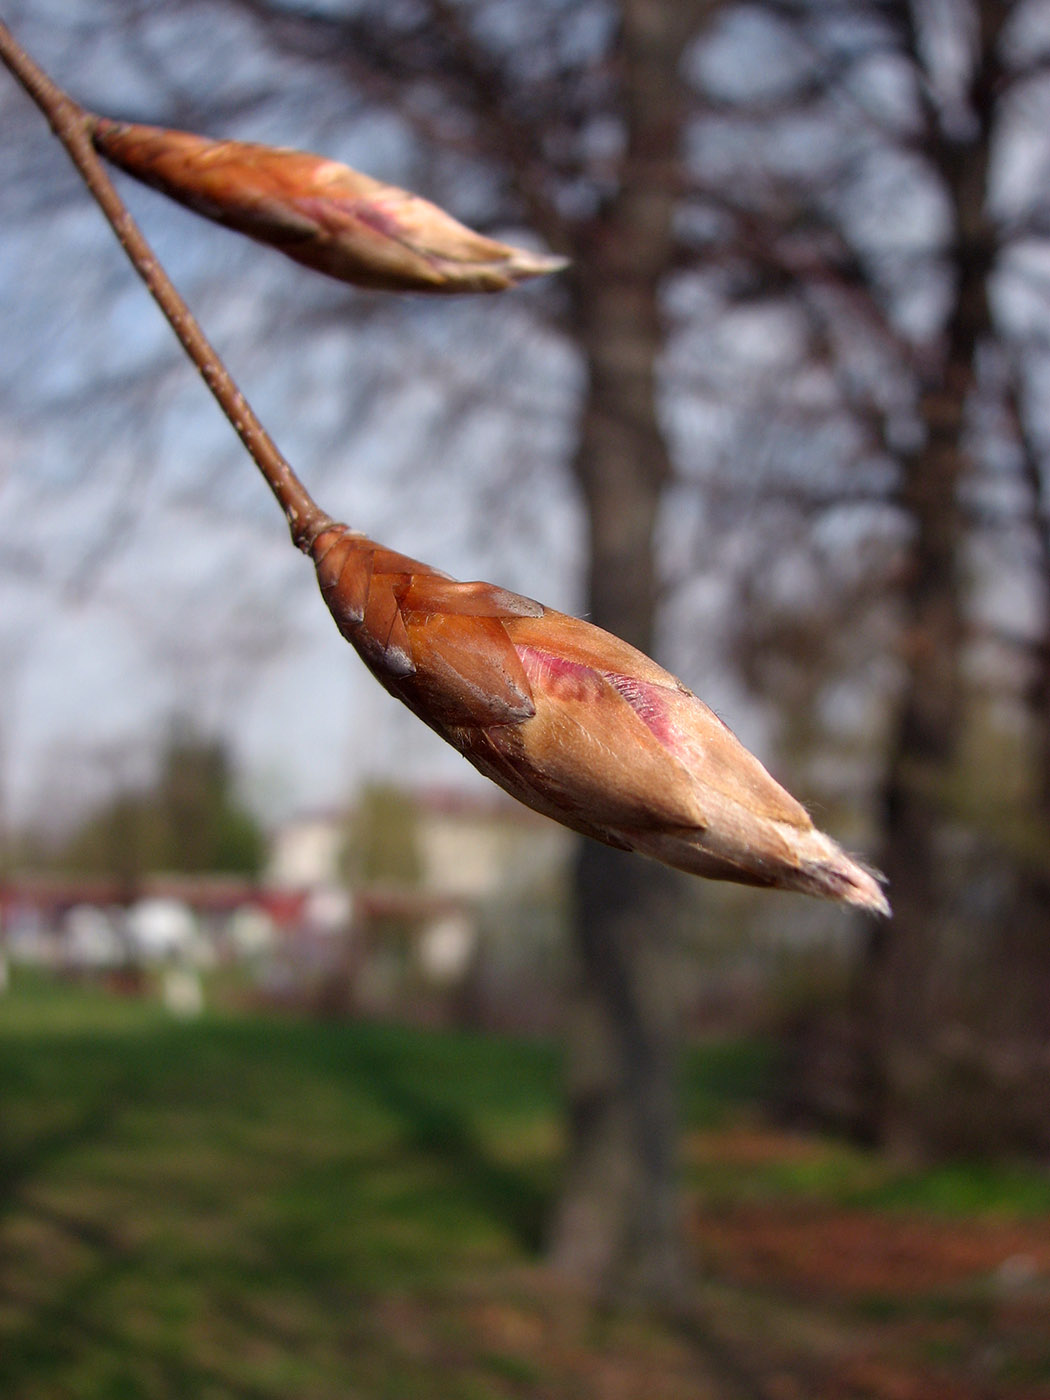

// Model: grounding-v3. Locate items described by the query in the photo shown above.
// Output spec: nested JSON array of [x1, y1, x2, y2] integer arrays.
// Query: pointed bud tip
[[786, 825, 890, 915], [819, 853, 891, 917], [842, 869, 891, 917], [503, 249, 571, 283]]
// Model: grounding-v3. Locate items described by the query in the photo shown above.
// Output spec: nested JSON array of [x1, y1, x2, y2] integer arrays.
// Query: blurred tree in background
[[5, 0, 1050, 1306], [53, 725, 264, 880], [719, 0, 1050, 1161]]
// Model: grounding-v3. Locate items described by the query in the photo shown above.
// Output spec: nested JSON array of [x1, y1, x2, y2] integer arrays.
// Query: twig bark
[[0, 18, 331, 552]]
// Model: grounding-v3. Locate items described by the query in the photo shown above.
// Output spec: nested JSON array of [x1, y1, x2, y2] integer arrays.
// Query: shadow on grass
[[0, 1002, 562, 1398], [0, 1100, 119, 1217], [0, 1241, 276, 1400], [348, 1033, 552, 1255]]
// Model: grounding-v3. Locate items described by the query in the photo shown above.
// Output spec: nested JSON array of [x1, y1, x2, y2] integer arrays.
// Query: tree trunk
[[1009, 371, 1050, 825], [548, 0, 699, 1301], [859, 371, 971, 1151], [551, 848, 686, 1301], [211, 0, 717, 1298], [856, 1, 1003, 1155]]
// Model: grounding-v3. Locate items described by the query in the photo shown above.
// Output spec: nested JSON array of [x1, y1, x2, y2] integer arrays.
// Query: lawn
[[2, 973, 1049, 1399]]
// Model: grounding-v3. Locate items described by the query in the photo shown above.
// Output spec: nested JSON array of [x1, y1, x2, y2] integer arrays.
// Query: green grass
[[680, 1035, 773, 1129], [0, 974, 758, 1399], [685, 1121, 1050, 1220], [1, 975, 571, 1398], [2, 972, 1048, 1399]]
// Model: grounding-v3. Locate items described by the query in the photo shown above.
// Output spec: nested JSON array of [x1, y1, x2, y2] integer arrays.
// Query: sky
[[0, 1, 588, 834]]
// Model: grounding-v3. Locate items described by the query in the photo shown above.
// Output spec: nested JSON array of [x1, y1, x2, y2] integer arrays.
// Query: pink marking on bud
[[602, 672, 680, 749], [347, 200, 414, 241], [516, 647, 605, 705]]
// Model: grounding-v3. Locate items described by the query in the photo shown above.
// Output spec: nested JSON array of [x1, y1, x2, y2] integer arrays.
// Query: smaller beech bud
[[91, 118, 568, 293], [311, 525, 890, 915]]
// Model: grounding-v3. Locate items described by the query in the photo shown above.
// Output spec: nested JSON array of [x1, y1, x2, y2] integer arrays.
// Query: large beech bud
[[312, 525, 889, 914], [91, 118, 567, 292]]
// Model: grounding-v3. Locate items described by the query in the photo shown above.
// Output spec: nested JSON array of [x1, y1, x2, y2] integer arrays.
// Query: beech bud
[[312, 525, 890, 914], [92, 118, 567, 293]]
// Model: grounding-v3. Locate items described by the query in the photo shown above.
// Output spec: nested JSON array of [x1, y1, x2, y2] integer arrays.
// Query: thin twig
[[0, 18, 332, 552]]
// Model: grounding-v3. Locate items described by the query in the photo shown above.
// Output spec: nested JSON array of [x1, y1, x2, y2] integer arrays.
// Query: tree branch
[[0, 18, 332, 553]]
